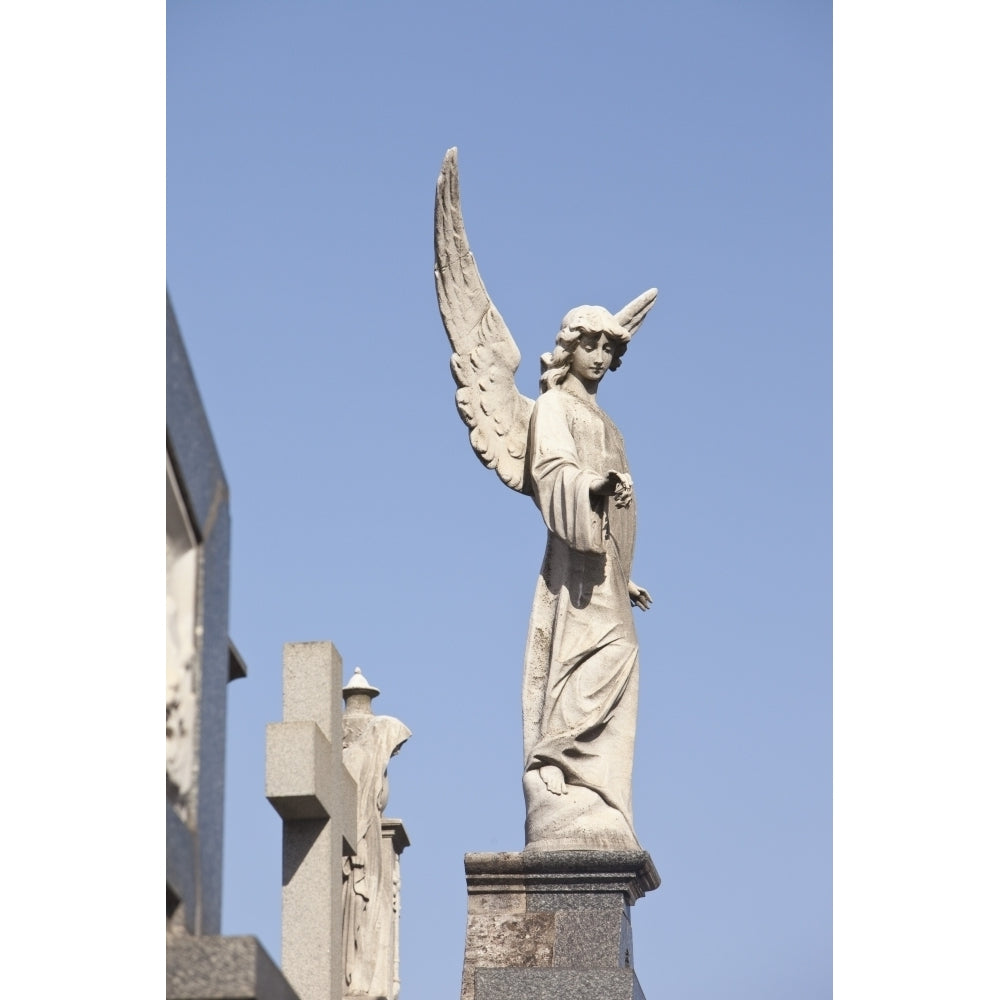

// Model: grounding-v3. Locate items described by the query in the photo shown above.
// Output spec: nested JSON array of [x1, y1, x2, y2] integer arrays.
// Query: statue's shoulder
[[531, 389, 577, 435], [534, 386, 574, 417], [539, 386, 608, 424]]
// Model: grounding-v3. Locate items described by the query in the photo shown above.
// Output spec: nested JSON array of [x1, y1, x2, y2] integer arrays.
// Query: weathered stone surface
[[267, 642, 358, 1000], [465, 912, 557, 967], [166, 294, 235, 937], [166, 935, 300, 1000], [341, 669, 411, 1000], [434, 151, 660, 852], [466, 850, 661, 906], [468, 887, 527, 916], [166, 454, 198, 819], [460, 851, 659, 999], [461, 912, 556, 1000]]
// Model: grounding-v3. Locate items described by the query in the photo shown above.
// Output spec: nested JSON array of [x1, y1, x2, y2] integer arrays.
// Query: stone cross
[[266, 641, 358, 1000]]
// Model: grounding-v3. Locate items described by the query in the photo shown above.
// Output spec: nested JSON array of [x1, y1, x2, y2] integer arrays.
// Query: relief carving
[[166, 454, 199, 822]]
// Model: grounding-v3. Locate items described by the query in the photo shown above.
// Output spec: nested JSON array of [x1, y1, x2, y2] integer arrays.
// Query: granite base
[[460, 850, 660, 1000]]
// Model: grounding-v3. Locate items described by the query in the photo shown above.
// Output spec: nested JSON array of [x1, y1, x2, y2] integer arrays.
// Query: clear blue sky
[[168, 2, 831, 996]]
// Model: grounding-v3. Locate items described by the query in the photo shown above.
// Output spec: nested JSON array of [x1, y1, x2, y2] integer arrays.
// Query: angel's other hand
[[612, 473, 634, 509], [628, 581, 652, 611], [591, 469, 625, 497]]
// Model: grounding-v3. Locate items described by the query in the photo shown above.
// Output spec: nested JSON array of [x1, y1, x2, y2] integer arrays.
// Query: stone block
[[465, 912, 556, 967], [461, 912, 556, 1000], [460, 850, 658, 1000], [166, 935, 300, 1000], [475, 967, 646, 1000], [265, 721, 335, 820], [468, 888, 527, 916], [553, 909, 629, 968], [466, 850, 659, 906], [281, 641, 341, 742]]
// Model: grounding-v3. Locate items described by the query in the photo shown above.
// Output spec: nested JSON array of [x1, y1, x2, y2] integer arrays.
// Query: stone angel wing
[[434, 148, 534, 495]]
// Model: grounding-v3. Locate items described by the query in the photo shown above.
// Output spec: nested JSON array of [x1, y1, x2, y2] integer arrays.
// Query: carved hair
[[539, 305, 632, 393]]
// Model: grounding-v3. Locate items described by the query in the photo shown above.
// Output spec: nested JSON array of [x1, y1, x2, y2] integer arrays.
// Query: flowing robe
[[522, 386, 641, 852], [342, 715, 411, 996]]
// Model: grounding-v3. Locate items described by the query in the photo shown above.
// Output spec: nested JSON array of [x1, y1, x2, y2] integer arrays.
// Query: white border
[[835, 2, 999, 995], [3, 2, 163, 991]]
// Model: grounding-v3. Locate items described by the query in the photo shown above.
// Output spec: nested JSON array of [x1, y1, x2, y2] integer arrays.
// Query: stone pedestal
[[460, 850, 660, 1000]]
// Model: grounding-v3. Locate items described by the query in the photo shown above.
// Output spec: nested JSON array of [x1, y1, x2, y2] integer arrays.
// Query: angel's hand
[[590, 472, 618, 496], [591, 470, 633, 508], [629, 581, 653, 611]]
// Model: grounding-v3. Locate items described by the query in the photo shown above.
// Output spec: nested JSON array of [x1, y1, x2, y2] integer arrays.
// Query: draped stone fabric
[[522, 387, 641, 852], [342, 715, 411, 996]]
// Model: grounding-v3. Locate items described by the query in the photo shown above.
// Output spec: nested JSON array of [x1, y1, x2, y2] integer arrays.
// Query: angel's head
[[539, 305, 632, 393]]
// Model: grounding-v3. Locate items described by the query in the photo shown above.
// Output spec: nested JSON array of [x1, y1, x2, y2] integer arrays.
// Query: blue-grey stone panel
[[195, 499, 231, 933], [166, 294, 228, 533], [166, 293, 232, 936], [167, 802, 196, 930]]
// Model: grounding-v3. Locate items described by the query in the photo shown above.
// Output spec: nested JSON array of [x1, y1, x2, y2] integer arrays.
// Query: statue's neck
[[561, 372, 600, 401]]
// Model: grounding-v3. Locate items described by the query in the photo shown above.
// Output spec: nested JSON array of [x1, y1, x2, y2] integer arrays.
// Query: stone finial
[[343, 667, 380, 716]]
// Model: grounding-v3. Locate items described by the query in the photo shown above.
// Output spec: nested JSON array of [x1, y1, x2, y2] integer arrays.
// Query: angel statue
[[434, 149, 658, 853]]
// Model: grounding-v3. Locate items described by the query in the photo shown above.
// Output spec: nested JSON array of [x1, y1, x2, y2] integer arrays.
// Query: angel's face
[[570, 331, 616, 385]]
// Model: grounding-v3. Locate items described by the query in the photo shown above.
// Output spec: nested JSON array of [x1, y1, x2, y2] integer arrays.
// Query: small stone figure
[[341, 669, 410, 998], [434, 149, 658, 852]]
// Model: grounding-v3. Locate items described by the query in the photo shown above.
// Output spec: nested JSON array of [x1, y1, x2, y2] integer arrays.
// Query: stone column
[[266, 641, 358, 1000], [380, 819, 410, 1000], [460, 850, 660, 1000]]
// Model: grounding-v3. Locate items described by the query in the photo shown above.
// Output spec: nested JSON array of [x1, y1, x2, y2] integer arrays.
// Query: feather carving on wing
[[434, 148, 534, 495]]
